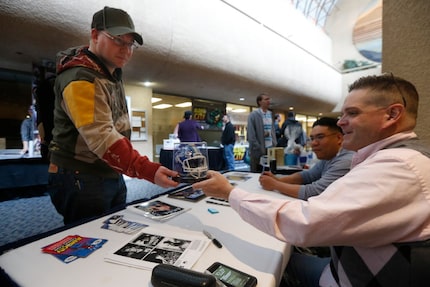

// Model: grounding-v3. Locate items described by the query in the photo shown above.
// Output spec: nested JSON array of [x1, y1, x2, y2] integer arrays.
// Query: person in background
[[221, 114, 236, 171], [280, 111, 306, 149], [20, 108, 34, 155], [48, 7, 179, 225], [260, 117, 354, 200], [194, 74, 430, 286], [274, 113, 282, 141], [177, 110, 203, 142], [246, 93, 277, 172], [32, 66, 56, 161]]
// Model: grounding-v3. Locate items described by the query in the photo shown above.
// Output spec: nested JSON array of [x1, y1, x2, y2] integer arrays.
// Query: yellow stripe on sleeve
[[63, 81, 95, 128]]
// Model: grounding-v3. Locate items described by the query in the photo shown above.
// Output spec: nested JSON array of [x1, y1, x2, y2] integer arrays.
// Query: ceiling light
[[231, 108, 247, 113], [151, 97, 162, 103], [239, 98, 245, 101], [289, 106, 294, 110], [153, 104, 172, 109], [296, 115, 307, 121], [175, 102, 192, 107], [143, 81, 153, 87]]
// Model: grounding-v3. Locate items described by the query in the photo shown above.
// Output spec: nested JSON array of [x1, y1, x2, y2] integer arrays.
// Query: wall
[[226, 0, 333, 62], [124, 84, 154, 160], [332, 66, 381, 113], [325, 0, 378, 69], [325, 0, 383, 113], [382, 0, 430, 143]]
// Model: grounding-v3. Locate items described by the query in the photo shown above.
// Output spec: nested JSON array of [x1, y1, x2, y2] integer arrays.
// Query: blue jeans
[[48, 169, 127, 225], [284, 252, 331, 287], [223, 144, 235, 171]]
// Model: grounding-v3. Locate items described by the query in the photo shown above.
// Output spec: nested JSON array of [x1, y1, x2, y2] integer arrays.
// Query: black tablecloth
[[160, 148, 225, 171], [0, 157, 48, 189]]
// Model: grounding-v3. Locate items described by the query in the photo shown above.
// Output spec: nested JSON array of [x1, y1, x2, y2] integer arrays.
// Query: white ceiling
[[0, 0, 375, 116]]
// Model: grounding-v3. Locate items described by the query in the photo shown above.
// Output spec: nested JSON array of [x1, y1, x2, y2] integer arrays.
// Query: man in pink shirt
[[194, 74, 430, 286]]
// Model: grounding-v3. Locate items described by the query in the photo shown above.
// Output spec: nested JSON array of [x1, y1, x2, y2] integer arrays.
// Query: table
[[160, 147, 225, 171], [0, 172, 293, 287], [0, 155, 48, 189]]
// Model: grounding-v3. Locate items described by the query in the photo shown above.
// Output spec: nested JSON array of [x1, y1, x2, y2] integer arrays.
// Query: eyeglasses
[[309, 133, 338, 142], [102, 31, 139, 50]]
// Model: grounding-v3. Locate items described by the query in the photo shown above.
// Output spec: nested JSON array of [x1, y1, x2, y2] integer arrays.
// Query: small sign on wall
[[130, 109, 147, 141]]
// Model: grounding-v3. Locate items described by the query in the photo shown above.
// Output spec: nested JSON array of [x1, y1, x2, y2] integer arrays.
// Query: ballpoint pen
[[206, 200, 230, 207], [203, 230, 223, 248]]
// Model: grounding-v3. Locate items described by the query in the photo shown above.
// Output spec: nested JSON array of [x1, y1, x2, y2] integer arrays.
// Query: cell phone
[[168, 185, 206, 202], [206, 262, 257, 287]]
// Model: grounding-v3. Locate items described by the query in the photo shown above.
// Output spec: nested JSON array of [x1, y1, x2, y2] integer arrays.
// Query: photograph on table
[[105, 228, 210, 270], [168, 185, 206, 202], [127, 200, 190, 221]]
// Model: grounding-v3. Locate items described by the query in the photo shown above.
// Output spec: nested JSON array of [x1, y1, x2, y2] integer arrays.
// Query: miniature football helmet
[[174, 143, 208, 179]]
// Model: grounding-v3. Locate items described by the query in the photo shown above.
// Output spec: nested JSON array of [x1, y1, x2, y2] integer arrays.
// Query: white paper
[[131, 116, 142, 127], [104, 227, 210, 270]]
